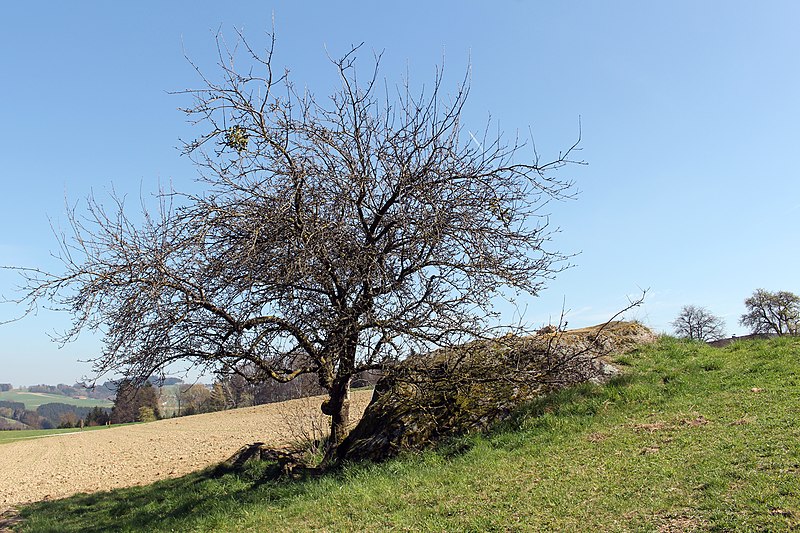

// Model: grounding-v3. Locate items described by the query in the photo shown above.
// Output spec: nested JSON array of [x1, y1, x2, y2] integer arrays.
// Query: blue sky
[[1, 1, 798, 385]]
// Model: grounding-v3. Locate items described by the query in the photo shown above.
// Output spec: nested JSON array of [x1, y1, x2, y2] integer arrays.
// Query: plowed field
[[0, 391, 372, 511]]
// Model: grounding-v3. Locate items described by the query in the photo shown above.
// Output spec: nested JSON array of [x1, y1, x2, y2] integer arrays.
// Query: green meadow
[[0, 390, 113, 410]]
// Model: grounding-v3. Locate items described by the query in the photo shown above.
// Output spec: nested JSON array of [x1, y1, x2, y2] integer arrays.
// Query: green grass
[[0, 390, 113, 410], [0, 425, 117, 445], [14, 336, 800, 531]]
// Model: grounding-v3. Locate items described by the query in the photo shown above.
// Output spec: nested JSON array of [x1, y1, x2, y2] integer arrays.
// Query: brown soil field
[[0, 391, 372, 512]]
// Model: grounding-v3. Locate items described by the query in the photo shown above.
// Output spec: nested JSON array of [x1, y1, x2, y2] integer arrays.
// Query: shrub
[[137, 407, 156, 423]]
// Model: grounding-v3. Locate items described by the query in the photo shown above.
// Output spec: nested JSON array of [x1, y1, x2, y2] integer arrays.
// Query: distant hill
[[0, 415, 30, 430], [0, 390, 113, 411]]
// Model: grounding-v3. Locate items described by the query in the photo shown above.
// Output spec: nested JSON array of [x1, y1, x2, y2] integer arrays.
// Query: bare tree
[[671, 305, 726, 342], [217, 373, 255, 409], [740, 289, 800, 336], [10, 32, 581, 461]]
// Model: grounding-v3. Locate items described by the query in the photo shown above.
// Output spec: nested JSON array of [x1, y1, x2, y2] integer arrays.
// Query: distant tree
[[0, 383, 12, 392], [21, 410, 44, 429], [671, 305, 726, 342], [36, 403, 92, 428], [84, 406, 111, 426], [58, 411, 79, 428], [740, 289, 800, 336], [218, 374, 254, 409], [11, 407, 27, 423], [208, 382, 227, 412], [0, 400, 24, 412], [253, 373, 324, 405], [12, 32, 580, 461], [177, 384, 211, 416], [212, 364, 323, 408], [137, 406, 157, 423], [350, 369, 382, 389], [110, 382, 137, 423], [111, 381, 160, 423]]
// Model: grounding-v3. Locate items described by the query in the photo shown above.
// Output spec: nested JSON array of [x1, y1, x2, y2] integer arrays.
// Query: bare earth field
[[0, 391, 372, 512]]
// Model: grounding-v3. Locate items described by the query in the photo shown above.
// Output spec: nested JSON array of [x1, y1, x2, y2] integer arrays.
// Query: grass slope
[[0, 415, 30, 430], [14, 337, 800, 532], [0, 390, 113, 410]]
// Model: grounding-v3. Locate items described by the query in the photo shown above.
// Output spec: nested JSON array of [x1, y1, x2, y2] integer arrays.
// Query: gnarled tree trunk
[[321, 377, 351, 464]]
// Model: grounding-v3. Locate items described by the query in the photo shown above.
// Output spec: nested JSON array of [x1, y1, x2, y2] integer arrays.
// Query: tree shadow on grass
[[17, 458, 325, 533]]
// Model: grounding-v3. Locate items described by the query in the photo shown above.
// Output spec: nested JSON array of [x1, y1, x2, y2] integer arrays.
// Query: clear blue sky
[[1, 1, 798, 386]]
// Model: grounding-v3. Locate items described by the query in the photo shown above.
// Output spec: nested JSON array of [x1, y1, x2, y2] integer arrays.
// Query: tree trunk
[[321, 377, 351, 464]]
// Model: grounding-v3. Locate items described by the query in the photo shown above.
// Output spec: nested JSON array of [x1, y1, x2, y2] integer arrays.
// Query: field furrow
[[0, 391, 371, 510]]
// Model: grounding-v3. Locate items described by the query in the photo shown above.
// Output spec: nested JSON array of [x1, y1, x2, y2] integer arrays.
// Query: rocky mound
[[336, 321, 655, 463]]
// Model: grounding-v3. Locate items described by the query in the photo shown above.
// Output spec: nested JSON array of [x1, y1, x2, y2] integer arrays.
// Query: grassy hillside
[[0, 390, 113, 410], [14, 336, 800, 531], [0, 415, 29, 430]]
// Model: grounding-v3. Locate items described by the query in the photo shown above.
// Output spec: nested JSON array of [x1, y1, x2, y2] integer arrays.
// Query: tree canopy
[[740, 289, 799, 336], [671, 305, 726, 342]]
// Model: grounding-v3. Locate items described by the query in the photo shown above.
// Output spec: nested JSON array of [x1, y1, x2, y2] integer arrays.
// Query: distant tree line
[[0, 362, 342, 429], [27, 384, 83, 396], [0, 367, 381, 430], [203, 369, 380, 414], [1, 382, 117, 401], [0, 400, 35, 429], [108, 369, 380, 424], [80, 381, 118, 400], [0, 400, 111, 430], [22, 382, 117, 401], [110, 381, 160, 424]]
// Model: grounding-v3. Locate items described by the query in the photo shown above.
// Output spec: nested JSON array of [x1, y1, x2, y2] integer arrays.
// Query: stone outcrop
[[336, 321, 655, 463]]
